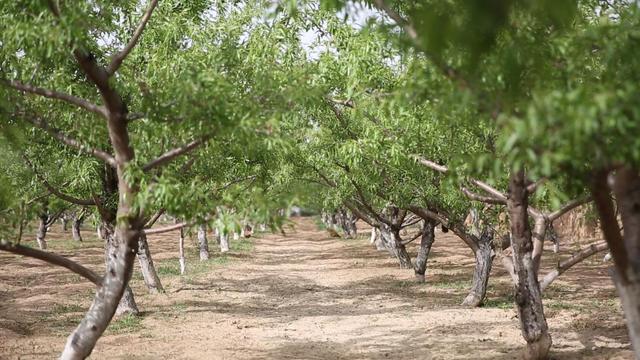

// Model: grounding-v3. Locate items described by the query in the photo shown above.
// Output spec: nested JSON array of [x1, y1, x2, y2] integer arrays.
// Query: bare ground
[[0, 217, 633, 359]]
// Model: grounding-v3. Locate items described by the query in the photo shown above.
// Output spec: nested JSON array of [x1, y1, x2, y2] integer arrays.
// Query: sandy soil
[[0, 217, 633, 359]]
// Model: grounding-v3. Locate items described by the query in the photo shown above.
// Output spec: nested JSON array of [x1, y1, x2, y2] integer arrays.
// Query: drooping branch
[[539, 241, 608, 291], [22, 116, 117, 167], [0, 240, 101, 286], [106, 0, 159, 75], [142, 135, 212, 172], [3, 79, 106, 117]]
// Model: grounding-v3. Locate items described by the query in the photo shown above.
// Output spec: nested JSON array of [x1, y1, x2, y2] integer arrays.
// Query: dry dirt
[[0, 217, 634, 359]]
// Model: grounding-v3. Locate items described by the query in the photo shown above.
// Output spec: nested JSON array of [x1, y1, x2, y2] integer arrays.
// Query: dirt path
[[0, 217, 633, 359]]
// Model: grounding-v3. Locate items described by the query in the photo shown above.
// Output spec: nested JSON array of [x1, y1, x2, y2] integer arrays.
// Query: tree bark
[[379, 223, 412, 268], [136, 233, 164, 294], [507, 170, 551, 360], [597, 167, 640, 357], [414, 219, 436, 282], [197, 224, 209, 261], [100, 223, 140, 316], [462, 229, 494, 307]]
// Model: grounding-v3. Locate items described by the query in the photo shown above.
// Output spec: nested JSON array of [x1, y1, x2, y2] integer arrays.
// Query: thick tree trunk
[[507, 170, 551, 360], [597, 168, 640, 357], [101, 224, 139, 316], [136, 233, 163, 294], [197, 224, 209, 261], [178, 227, 186, 275], [36, 212, 48, 250], [219, 229, 230, 253], [379, 224, 411, 268], [462, 230, 494, 307], [414, 219, 436, 282]]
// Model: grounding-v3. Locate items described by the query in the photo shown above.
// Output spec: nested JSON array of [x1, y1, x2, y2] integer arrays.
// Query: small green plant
[[483, 297, 514, 310], [157, 263, 181, 276], [430, 279, 469, 290], [108, 314, 143, 334]]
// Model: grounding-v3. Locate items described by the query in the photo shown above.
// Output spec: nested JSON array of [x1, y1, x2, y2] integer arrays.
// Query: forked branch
[[107, 0, 160, 75]]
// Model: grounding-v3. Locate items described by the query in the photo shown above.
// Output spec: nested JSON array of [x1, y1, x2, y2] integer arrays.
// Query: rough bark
[[136, 233, 164, 294], [507, 170, 551, 360], [197, 224, 209, 261], [379, 223, 412, 268], [414, 219, 436, 282], [100, 223, 139, 316], [462, 229, 494, 307]]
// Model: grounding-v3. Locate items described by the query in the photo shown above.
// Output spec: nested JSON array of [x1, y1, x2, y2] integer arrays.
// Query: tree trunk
[[100, 224, 139, 316], [178, 227, 186, 275], [462, 230, 494, 307], [220, 229, 230, 253], [36, 211, 48, 250], [595, 167, 640, 357], [507, 170, 551, 360], [414, 219, 436, 282], [136, 233, 164, 294], [379, 224, 412, 268], [72, 212, 84, 242], [197, 224, 209, 261], [62, 216, 69, 232]]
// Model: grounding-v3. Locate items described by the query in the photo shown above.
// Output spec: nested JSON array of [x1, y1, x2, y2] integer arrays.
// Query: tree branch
[[106, 0, 159, 75], [23, 156, 98, 206], [3, 79, 107, 118], [547, 196, 592, 222], [0, 240, 101, 286], [461, 187, 506, 205], [142, 135, 212, 172], [539, 241, 608, 291], [22, 116, 117, 167]]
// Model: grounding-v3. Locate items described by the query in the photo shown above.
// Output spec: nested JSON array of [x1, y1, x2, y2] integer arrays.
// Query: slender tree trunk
[[36, 211, 48, 250], [136, 233, 163, 294], [462, 230, 494, 307], [62, 216, 69, 232], [507, 170, 551, 360], [72, 218, 83, 242], [72, 211, 85, 242], [379, 224, 412, 268], [414, 219, 436, 282], [178, 227, 186, 275], [220, 228, 230, 253], [592, 168, 640, 357], [197, 224, 209, 261]]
